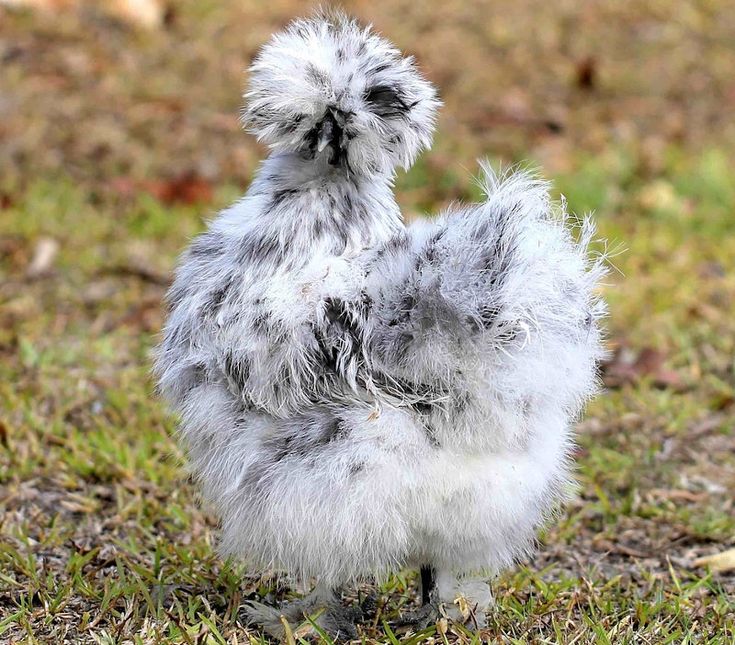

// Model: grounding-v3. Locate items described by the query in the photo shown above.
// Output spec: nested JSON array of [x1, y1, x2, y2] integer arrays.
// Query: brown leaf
[[600, 345, 637, 386], [651, 369, 684, 390], [0, 234, 29, 269], [601, 344, 684, 390], [576, 56, 596, 90], [101, 263, 169, 286], [115, 299, 162, 332], [593, 538, 650, 559], [648, 488, 708, 503], [142, 172, 213, 205], [632, 347, 665, 375], [689, 414, 726, 439], [109, 177, 138, 198], [0, 418, 8, 448]]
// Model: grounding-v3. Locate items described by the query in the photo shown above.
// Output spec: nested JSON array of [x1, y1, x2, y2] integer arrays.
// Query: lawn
[[1, 1, 734, 643]]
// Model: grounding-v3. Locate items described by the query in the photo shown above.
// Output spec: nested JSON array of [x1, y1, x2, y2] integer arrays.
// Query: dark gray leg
[[420, 565, 436, 605], [396, 566, 441, 628]]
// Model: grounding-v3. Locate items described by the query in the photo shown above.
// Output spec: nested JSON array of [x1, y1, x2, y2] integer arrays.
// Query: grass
[[1, 1, 734, 643]]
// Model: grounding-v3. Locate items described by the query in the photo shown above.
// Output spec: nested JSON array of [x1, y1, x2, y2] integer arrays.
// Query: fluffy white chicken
[[154, 12, 606, 639]]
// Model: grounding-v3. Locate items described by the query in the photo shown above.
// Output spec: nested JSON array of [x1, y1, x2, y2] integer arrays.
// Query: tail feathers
[[476, 161, 550, 220]]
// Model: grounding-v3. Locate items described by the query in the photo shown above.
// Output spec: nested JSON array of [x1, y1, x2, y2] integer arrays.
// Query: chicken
[[154, 11, 607, 640]]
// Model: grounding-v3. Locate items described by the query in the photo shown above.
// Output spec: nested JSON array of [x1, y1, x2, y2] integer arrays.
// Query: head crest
[[243, 12, 440, 175]]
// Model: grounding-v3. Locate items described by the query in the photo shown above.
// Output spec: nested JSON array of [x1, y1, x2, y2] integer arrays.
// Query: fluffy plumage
[[154, 12, 606, 635]]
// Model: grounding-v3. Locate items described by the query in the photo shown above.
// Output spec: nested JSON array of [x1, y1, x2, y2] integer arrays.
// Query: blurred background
[[1, 1, 734, 642]]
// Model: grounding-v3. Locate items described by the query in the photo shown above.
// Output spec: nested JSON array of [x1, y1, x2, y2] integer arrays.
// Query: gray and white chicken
[[154, 12, 607, 639]]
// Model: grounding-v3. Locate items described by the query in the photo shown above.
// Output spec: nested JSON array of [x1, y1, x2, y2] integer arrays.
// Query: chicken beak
[[310, 109, 347, 165], [316, 117, 335, 153]]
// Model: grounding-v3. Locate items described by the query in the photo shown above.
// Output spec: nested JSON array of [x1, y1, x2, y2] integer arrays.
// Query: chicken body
[[154, 13, 606, 632]]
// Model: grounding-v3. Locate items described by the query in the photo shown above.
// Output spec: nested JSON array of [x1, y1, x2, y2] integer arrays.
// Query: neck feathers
[[240, 153, 403, 264]]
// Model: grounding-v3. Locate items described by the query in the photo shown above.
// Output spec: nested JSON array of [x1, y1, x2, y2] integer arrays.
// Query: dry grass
[[1, 1, 734, 643]]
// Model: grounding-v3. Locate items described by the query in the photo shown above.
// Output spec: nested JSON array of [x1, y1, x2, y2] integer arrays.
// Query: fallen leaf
[[648, 488, 708, 503], [0, 234, 29, 269], [601, 344, 684, 390], [109, 0, 164, 29], [116, 300, 162, 332], [593, 537, 651, 558], [109, 176, 138, 198], [437, 617, 448, 635], [0, 419, 8, 448], [637, 180, 681, 213], [689, 414, 725, 438], [633, 347, 664, 375], [26, 237, 59, 278], [142, 172, 213, 205], [454, 595, 470, 620], [651, 368, 684, 390], [576, 56, 596, 90], [693, 549, 735, 573], [101, 263, 169, 286], [1, 0, 165, 28], [0, 0, 74, 9]]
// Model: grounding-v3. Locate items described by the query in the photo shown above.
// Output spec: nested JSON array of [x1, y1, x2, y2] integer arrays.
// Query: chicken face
[[242, 12, 440, 176]]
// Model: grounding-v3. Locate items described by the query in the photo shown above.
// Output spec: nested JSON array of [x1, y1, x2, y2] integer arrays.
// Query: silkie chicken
[[154, 12, 607, 640]]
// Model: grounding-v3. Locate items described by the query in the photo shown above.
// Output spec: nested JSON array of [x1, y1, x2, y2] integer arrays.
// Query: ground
[[1, 1, 734, 643]]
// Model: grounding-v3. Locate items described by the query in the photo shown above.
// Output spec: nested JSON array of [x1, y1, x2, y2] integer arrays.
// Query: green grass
[[2, 149, 733, 643]]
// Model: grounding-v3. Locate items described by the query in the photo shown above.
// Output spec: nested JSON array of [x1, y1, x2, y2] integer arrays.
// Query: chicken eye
[[364, 85, 408, 117]]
